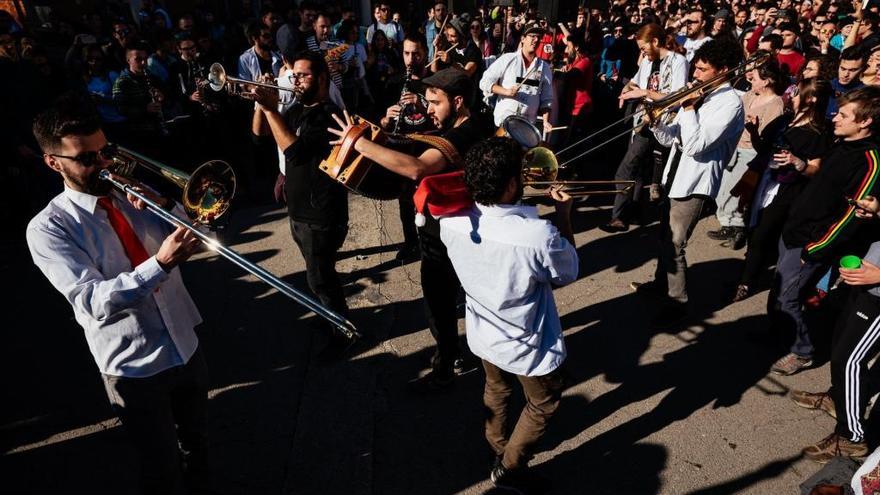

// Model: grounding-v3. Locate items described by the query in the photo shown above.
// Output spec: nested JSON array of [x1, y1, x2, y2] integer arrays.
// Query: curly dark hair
[[801, 55, 837, 82], [464, 137, 524, 205], [33, 94, 102, 153], [692, 37, 744, 71]]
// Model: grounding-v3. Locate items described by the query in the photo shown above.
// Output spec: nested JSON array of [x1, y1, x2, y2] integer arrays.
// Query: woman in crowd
[[731, 77, 834, 302], [469, 17, 492, 58], [82, 45, 126, 140], [365, 30, 401, 114]]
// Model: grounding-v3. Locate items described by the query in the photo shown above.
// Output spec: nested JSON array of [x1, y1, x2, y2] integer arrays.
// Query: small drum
[[494, 115, 542, 149]]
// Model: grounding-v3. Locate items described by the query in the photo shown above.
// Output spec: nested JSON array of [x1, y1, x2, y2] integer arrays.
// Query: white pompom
[[414, 212, 426, 227]]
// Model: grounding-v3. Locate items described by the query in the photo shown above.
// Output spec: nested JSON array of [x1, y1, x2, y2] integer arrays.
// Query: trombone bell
[[520, 146, 634, 198]]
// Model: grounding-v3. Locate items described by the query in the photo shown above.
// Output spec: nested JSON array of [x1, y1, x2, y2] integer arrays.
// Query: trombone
[[206, 63, 295, 99], [552, 51, 772, 168], [99, 145, 359, 340], [520, 146, 634, 198]]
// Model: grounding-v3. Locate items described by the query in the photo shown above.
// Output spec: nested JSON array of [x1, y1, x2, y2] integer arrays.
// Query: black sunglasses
[[48, 144, 115, 167]]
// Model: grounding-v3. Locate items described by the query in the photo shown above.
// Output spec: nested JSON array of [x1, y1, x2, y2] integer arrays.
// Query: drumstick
[[547, 126, 568, 132], [425, 43, 459, 69], [511, 63, 539, 93]]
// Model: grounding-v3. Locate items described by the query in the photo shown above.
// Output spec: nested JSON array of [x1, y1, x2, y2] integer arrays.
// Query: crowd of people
[[9, 0, 880, 493]]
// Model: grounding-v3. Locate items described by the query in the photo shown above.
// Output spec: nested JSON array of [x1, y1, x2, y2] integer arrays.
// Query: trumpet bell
[[184, 160, 236, 224], [207, 63, 227, 92]]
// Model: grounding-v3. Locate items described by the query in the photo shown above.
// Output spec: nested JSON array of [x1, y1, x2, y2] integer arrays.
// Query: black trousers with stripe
[[830, 288, 880, 442]]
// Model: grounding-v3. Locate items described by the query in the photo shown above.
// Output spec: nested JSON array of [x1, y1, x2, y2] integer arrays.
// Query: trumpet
[[206, 63, 295, 99], [100, 145, 359, 340]]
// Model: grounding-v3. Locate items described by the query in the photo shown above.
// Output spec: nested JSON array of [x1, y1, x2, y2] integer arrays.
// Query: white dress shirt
[[26, 188, 202, 378], [479, 51, 554, 127], [439, 203, 579, 377], [652, 83, 745, 199]]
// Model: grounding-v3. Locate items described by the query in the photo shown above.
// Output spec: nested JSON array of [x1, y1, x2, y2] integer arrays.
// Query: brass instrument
[[521, 147, 634, 198], [206, 63, 295, 99], [100, 145, 359, 340], [553, 51, 772, 169], [144, 74, 170, 136]]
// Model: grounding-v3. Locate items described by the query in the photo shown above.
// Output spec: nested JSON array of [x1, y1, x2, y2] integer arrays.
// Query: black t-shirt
[[256, 53, 273, 77], [417, 114, 494, 259], [771, 122, 832, 205], [388, 78, 434, 135], [283, 101, 349, 226]]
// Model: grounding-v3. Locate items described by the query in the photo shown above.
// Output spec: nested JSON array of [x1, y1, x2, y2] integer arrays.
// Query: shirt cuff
[[134, 256, 170, 290]]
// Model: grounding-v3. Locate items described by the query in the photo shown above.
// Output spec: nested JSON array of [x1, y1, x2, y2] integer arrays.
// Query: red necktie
[[97, 196, 150, 269]]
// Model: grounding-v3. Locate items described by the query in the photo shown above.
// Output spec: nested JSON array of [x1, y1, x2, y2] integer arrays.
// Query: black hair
[[752, 55, 788, 95], [760, 33, 783, 50], [404, 30, 427, 48], [245, 20, 267, 42], [291, 50, 328, 81], [840, 46, 867, 63], [299, 1, 319, 12], [125, 39, 151, 53], [566, 33, 589, 54], [464, 137, 524, 205], [692, 37, 743, 71], [337, 19, 358, 40], [33, 94, 102, 153]]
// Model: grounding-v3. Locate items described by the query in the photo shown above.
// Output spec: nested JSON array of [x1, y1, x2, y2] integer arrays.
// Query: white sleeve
[[651, 111, 682, 148], [26, 221, 170, 322], [237, 53, 251, 81], [678, 99, 744, 156], [669, 56, 688, 92], [539, 227, 579, 286], [479, 54, 509, 95]]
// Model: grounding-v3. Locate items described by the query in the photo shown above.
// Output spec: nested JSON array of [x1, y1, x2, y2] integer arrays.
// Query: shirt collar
[[64, 186, 117, 215], [475, 202, 538, 218]]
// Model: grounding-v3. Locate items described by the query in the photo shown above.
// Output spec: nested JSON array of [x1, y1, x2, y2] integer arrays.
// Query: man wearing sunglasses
[[367, 2, 403, 47], [26, 100, 209, 493]]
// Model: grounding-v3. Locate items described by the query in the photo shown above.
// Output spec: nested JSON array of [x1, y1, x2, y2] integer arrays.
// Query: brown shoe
[[771, 353, 813, 376], [803, 433, 868, 463], [790, 390, 837, 419]]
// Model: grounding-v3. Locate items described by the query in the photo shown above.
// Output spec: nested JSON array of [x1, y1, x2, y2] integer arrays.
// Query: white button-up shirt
[[652, 83, 745, 199], [26, 188, 202, 378], [479, 51, 553, 127], [440, 203, 578, 376]]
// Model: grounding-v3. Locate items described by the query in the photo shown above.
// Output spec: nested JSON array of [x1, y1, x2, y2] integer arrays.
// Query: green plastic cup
[[840, 255, 862, 269]]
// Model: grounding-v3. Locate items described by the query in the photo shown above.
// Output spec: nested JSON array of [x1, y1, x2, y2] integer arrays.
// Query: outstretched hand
[[328, 110, 359, 146]]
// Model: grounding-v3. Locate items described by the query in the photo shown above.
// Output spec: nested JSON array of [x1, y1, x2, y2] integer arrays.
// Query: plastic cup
[[840, 255, 862, 269]]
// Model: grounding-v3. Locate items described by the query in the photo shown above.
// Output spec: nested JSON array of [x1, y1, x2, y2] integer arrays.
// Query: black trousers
[[102, 347, 209, 495], [739, 199, 789, 288], [419, 232, 462, 376], [830, 289, 880, 442], [290, 220, 349, 316], [398, 182, 419, 246]]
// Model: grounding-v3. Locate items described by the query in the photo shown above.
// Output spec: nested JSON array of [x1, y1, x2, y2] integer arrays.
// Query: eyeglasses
[[180, 44, 197, 51], [48, 144, 115, 168], [684, 19, 702, 25], [290, 72, 313, 81]]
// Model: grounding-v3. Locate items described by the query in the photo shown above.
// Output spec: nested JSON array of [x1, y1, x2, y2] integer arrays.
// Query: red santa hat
[[412, 170, 473, 227]]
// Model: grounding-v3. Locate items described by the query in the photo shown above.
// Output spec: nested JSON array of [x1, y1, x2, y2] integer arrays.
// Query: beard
[[71, 169, 113, 196], [438, 110, 457, 131], [294, 84, 318, 104]]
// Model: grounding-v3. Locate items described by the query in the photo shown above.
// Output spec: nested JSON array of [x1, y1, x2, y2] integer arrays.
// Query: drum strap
[[405, 134, 463, 169]]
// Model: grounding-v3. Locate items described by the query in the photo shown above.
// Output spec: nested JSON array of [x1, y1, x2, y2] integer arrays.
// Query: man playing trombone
[[26, 98, 209, 494], [631, 38, 745, 328]]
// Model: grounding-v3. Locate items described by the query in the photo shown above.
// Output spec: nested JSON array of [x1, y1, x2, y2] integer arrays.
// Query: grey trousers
[[611, 133, 654, 221], [655, 195, 707, 303], [715, 147, 756, 228]]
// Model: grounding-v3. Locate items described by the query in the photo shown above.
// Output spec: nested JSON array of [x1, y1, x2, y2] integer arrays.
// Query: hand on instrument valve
[[156, 226, 203, 272], [327, 110, 357, 145], [252, 74, 279, 111]]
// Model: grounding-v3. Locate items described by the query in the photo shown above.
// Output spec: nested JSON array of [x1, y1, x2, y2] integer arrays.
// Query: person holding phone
[[768, 86, 880, 376]]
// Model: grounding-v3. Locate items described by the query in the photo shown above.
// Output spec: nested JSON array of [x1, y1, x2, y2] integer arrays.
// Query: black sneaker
[[453, 357, 479, 376], [630, 280, 666, 299], [395, 243, 420, 262], [407, 370, 454, 393], [707, 226, 734, 241], [490, 463, 551, 495], [650, 303, 688, 329], [599, 219, 629, 233]]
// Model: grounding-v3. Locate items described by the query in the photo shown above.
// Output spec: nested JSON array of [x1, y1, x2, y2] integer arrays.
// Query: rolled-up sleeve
[[480, 53, 509, 96], [541, 229, 579, 286]]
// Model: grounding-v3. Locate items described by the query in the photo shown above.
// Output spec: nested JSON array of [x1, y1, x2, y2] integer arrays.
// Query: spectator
[[238, 21, 282, 83], [828, 46, 866, 118], [682, 8, 713, 62], [83, 45, 126, 138], [367, 2, 403, 47], [777, 22, 805, 77], [425, 1, 448, 62]]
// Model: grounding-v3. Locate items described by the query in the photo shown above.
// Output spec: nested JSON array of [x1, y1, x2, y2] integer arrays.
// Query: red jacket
[[567, 55, 594, 116]]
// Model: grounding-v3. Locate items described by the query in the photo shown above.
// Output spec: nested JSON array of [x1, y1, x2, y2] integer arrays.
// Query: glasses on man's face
[[291, 72, 313, 82], [48, 144, 115, 168], [685, 19, 701, 25], [180, 44, 197, 51]]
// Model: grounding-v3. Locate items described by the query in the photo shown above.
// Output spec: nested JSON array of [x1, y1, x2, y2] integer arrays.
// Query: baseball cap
[[523, 21, 546, 36]]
